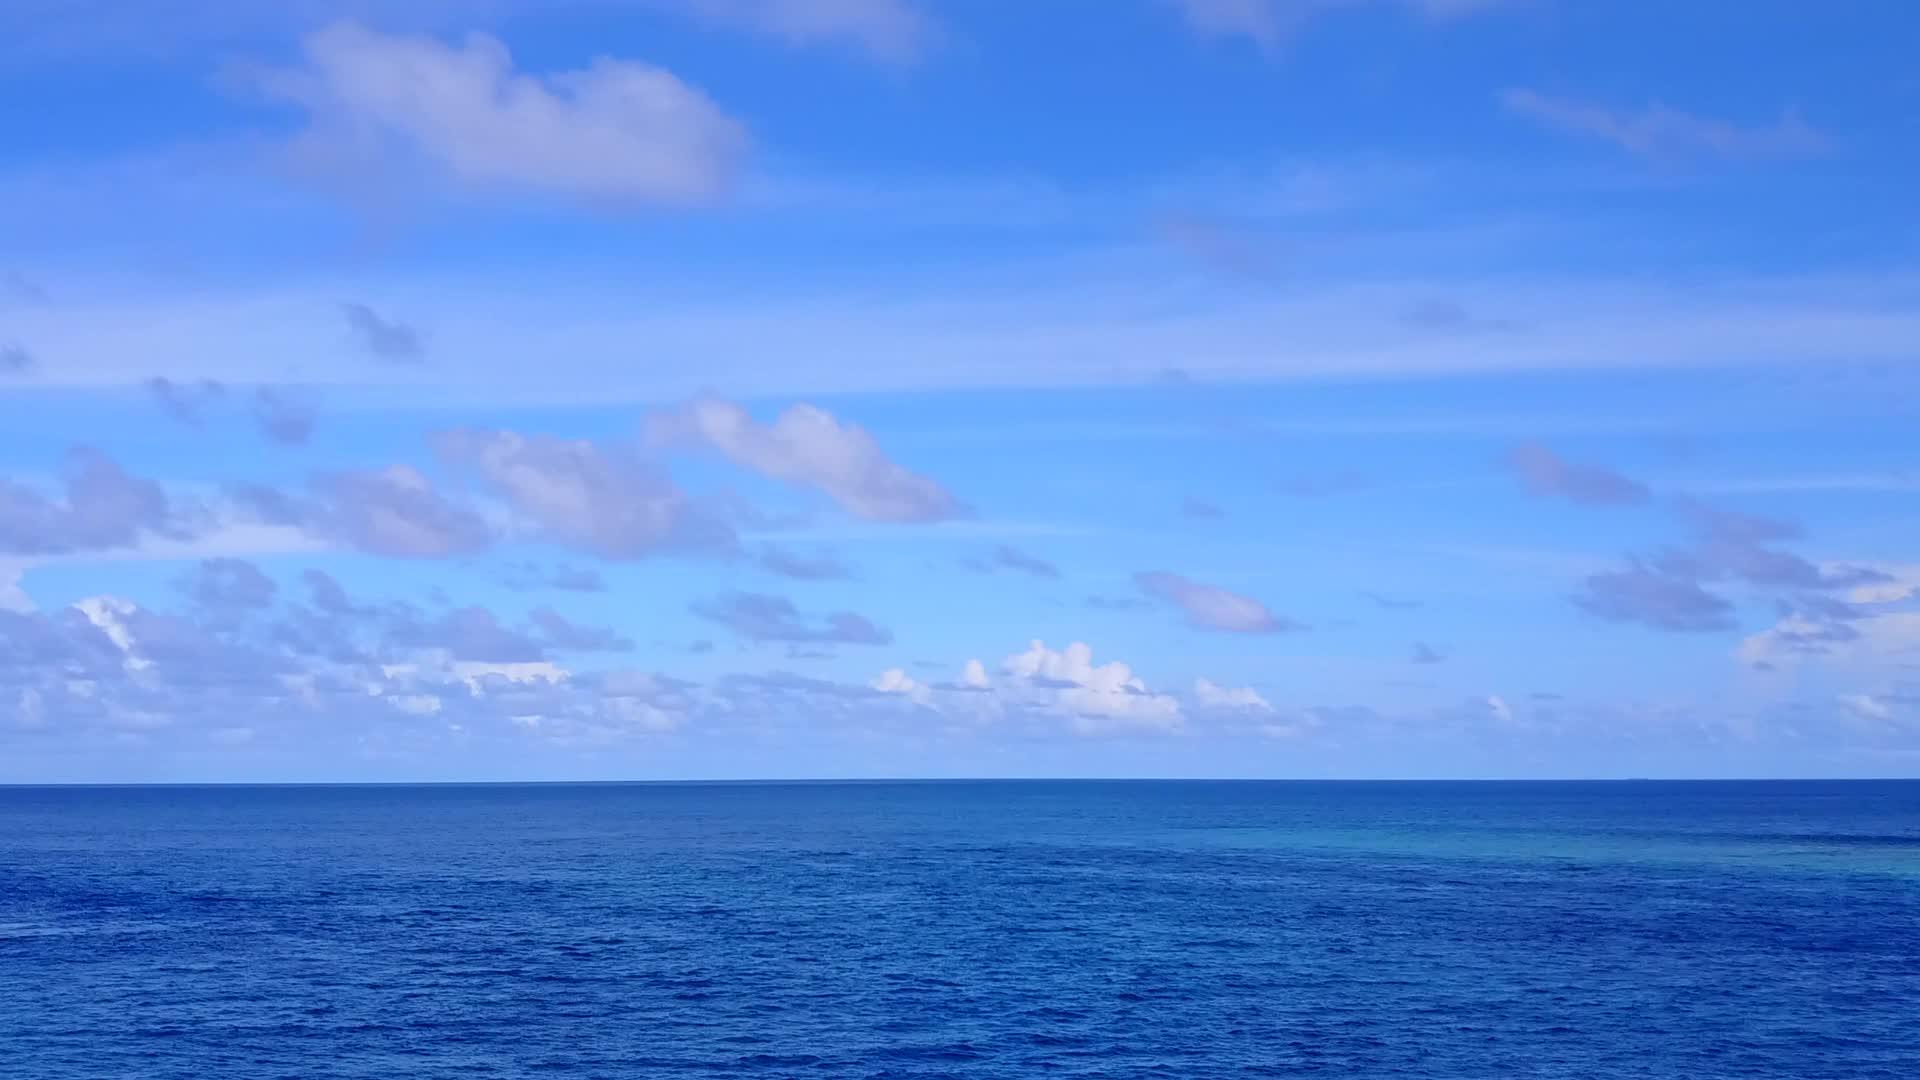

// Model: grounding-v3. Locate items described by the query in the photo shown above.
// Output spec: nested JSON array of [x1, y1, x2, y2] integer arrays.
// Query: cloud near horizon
[[1, 1, 1914, 779]]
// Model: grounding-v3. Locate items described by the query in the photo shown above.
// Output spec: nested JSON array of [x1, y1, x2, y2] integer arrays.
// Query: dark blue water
[[4, 781, 1918, 1078]]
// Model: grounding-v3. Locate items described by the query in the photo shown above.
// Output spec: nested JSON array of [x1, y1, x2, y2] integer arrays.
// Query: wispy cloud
[[1506, 443, 1650, 506], [758, 545, 853, 581], [693, 590, 892, 646], [651, 398, 964, 523], [1501, 90, 1829, 160], [963, 545, 1060, 579], [1135, 570, 1303, 633], [663, 0, 934, 64], [1173, 0, 1506, 52], [20, 269, 1915, 402]]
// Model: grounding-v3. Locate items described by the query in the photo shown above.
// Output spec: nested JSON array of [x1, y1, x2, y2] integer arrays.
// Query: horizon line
[[5, 776, 1917, 789]]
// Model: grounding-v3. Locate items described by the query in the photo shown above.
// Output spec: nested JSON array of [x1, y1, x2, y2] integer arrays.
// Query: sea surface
[[3, 780, 1918, 1078]]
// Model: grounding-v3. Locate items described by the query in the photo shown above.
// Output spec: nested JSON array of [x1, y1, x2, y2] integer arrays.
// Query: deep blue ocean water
[[3, 780, 1918, 1078]]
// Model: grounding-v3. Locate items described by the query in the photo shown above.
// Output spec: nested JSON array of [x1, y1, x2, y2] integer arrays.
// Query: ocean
[[3, 780, 1917, 1078]]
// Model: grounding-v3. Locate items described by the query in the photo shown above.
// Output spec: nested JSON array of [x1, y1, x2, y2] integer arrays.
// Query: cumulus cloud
[[252, 388, 318, 445], [964, 544, 1059, 579], [692, 591, 891, 646], [1502, 89, 1828, 160], [650, 398, 962, 522], [867, 645, 1214, 734], [0, 589, 700, 748], [2, 553, 716, 750], [341, 302, 423, 362], [1193, 677, 1271, 711], [1506, 442, 1650, 505], [0, 448, 194, 556], [436, 428, 734, 559], [1134, 571, 1300, 633], [247, 22, 747, 205], [145, 377, 226, 426], [1002, 639, 1182, 732], [870, 666, 930, 704]]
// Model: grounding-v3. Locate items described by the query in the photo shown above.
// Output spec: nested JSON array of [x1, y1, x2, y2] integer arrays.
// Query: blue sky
[[1, 0, 1916, 782]]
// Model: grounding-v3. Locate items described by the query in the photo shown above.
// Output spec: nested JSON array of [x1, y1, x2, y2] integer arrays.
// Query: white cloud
[[1848, 565, 1920, 605], [1135, 571, 1298, 633], [245, 21, 746, 204], [1259, 716, 1320, 739], [875, 649, 1190, 734], [73, 596, 149, 671], [1839, 694, 1892, 724], [450, 660, 568, 689], [1484, 694, 1514, 724], [1193, 677, 1271, 711], [1501, 90, 1827, 160], [871, 666, 930, 705], [1003, 639, 1182, 733], [1739, 611, 1920, 672], [651, 397, 962, 522]]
